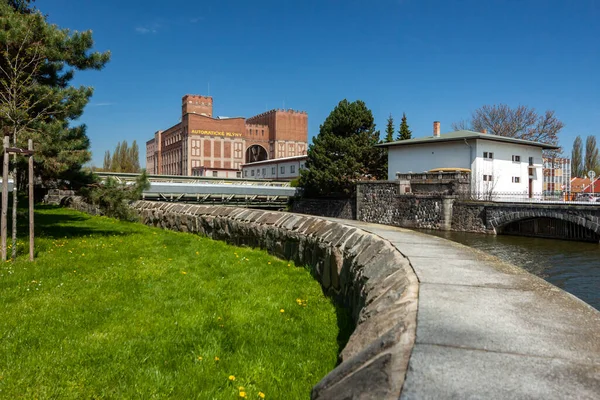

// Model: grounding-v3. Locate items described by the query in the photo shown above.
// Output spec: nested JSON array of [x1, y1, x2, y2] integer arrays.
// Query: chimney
[[433, 121, 441, 137], [482, 128, 488, 134]]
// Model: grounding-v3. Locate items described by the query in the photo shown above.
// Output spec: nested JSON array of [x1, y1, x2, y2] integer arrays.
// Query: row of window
[[208, 171, 242, 178], [244, 164, 302, 177], [483, 152, 534, 165], [482, 176, 522, 183], [248, 129, 265, 136], [164, 133, 182, 147]]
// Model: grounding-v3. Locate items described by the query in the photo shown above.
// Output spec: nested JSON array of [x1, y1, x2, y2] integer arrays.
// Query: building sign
[[191, 129, 242, 138]]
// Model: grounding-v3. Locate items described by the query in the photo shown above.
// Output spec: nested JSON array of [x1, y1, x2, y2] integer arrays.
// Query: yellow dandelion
[[267, 261, 271, 265], [259, 392, 265, 399], [81, 253, 85, 256], [196, 251, 199, 255], [229, 375, 235, 381], [280, 309, 285, 313], [214, 356, 219, 361], [287, 264, 291, 267], [181, 271, 187, 275], [197, 356, 203, 360], [239, 392, 246, 398]]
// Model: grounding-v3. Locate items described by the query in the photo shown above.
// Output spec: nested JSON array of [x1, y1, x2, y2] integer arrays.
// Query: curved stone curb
[[131, 201, 419, 400]]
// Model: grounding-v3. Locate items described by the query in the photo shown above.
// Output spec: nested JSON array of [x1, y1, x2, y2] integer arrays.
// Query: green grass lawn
[[0, 206, 345, 399]]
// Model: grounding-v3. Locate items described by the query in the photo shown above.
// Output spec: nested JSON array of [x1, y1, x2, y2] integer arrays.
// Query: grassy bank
[[0, 206, 344, 399]]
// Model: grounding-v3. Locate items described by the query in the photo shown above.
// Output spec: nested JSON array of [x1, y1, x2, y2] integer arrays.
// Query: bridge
[[483, 202, 600, 242], [96, 172, 299, 208], [353, 182, 600, 243]]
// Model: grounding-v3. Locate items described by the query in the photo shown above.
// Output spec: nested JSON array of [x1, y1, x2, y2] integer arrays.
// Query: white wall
[[387, 141, 472, 180], [473, 139, 543, 196], [387, 138, 545, 197], [242, 158, 306, 180]]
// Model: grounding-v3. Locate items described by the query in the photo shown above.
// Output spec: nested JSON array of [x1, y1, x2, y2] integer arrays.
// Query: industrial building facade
[[146, 95, 308, 177]]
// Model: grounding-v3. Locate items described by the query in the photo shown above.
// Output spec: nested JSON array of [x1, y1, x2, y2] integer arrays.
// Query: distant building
[[242, 155, 308, 181], [571, 177, 600, 194], [379, 121, 559, 198], [543, 157, 571, 193], [146, 95, 308, 177]]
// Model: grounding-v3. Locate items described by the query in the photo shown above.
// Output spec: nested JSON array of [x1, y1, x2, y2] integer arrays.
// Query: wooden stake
[[1, 136, 8, 262], [28, 139, 33, 261]]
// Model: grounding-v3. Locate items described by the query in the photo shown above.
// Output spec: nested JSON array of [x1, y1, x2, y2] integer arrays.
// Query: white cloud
[[89, 102, 114, 107], [135, 23, 161, 34]]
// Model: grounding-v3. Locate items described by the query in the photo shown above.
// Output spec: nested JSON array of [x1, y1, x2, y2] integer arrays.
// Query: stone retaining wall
[[131, 200, 419, 400], [357, 182, 449, 230], [291, 198, 356, 220]]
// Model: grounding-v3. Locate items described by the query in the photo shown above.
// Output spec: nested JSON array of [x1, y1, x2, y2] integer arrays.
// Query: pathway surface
[[324, 218, 600, 399]]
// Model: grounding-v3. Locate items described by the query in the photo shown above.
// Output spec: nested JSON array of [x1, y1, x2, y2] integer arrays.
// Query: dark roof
[[377, 130, 559, 150]]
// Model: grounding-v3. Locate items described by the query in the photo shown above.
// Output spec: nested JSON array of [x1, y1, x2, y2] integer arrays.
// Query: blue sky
[[42, 0, 599, 167]]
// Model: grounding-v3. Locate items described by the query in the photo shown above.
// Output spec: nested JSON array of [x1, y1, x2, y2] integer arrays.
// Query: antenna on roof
[[283, 100, 285, 109], [207, 82, 210, 96]]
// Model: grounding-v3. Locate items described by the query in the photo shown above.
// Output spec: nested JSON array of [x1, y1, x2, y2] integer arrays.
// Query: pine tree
[[385, 114, 395, 142], [584, 135, 599, 175], [0, 2, 110, 183], [571, 136, 583, 178], [299, 99, 385, 198], [397, 113, 412, 140]]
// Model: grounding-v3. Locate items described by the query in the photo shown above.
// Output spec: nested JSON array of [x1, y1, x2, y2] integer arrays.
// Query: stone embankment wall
[[451, 202, 488, 233], [131, 201, 419, 400], [43, 190, 103, 216], [290, 198, 356, 220], [357, 182, 451, 230]]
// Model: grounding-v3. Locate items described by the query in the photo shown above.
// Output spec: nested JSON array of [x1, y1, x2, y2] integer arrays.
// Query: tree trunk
[[11, 131, 17, 260]]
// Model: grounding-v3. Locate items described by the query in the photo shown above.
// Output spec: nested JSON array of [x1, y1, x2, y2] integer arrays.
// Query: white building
[[241, 155, 307, 181], [379, 122, 559, 198]]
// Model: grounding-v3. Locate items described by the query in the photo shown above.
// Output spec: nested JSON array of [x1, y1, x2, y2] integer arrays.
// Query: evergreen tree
[[397, 113, 412, 140], [571, 136, 583, 178], [0, 1, 110, 184], [299, 99, 385, 198], [584, 135, 599, 175], [385, 114, 395, 142]]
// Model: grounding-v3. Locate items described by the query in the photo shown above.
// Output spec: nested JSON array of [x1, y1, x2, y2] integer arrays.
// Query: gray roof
[[377, 130, 560, 150]]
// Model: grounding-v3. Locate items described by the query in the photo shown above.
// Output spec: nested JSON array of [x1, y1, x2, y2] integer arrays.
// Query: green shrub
[[81, 171, 149, 221]]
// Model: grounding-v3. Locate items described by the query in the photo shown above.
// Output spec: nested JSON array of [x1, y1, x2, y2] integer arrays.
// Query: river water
[[420, 230, 600, 311]]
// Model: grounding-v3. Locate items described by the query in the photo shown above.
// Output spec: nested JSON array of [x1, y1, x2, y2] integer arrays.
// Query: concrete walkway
[[324, 218, 600, 399]]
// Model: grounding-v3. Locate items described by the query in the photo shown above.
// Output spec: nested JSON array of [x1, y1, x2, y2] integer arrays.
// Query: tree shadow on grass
[[15, 205, 135, 240]]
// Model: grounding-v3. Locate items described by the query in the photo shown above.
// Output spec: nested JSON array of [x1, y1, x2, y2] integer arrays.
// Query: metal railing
[[96, 171, 291, 187], [457, 191, 600, 205]]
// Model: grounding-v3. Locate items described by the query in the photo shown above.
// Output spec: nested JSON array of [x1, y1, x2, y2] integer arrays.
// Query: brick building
[[146, 95, 308, 177]]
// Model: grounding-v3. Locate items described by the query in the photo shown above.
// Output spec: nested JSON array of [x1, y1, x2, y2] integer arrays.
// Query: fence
[[455, 191, 600, 205]]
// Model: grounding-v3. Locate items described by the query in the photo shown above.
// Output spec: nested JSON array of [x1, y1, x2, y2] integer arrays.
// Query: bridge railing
[[95, 171, 291, 187], [461, 191, 600, 205]]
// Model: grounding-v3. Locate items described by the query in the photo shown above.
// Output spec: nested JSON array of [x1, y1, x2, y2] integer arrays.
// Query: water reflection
[[419, 230, 600, 311]]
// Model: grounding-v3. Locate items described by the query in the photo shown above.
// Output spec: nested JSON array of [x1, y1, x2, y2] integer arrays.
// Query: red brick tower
[[182, 94, 213, 117]]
